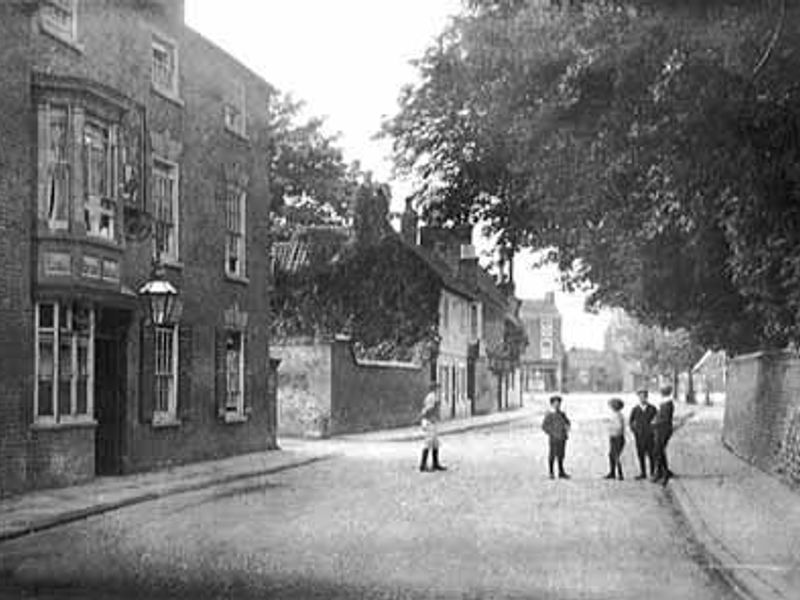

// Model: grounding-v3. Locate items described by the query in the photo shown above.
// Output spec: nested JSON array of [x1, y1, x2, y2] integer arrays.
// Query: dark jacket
[[542, 410, 571, 440], [652, 399, 674, 433], [629, 403, 657, 438]]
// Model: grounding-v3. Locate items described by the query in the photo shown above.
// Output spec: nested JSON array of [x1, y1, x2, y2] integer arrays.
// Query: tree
[[384, 0, 800, 354], [266, 93, 364, 239]]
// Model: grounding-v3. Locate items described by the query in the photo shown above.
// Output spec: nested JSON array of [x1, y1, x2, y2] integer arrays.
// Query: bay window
[[84, 119, 117, 240]]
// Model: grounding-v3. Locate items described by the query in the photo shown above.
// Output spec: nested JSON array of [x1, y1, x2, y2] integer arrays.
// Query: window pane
[[76, 340, 89, 415], [48, 107, 70, 225], [38, 382, 54, 417], [38, 336, 55, 417], [39, 304, 55, 329]]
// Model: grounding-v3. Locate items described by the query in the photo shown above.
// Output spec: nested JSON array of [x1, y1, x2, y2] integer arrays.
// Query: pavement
[[668, 404, 800, 600], [0, 406, 528, 544]]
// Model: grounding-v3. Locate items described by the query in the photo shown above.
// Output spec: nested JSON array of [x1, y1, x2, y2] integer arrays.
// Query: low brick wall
[[275, 338, 430, 438], [723, 350, 800, 483]]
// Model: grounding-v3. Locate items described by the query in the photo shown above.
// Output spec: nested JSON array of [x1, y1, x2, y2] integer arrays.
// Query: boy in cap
[[541, 395, 571, 479], [629, 387, 658, 479], [419, 382, 446, 472], [652, 384, 675, 484], [605, 397, 626, 480]]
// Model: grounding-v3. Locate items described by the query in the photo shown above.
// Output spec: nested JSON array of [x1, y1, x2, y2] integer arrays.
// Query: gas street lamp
[[138, 262, 178, 326]]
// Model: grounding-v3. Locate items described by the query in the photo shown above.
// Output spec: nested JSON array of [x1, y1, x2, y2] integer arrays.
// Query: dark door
[[467, 359, 476, 415], [95, 322, 127, 476]]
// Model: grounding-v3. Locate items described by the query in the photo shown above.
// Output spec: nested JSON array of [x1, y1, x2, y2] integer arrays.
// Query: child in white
[[605, 398, 626, 480]]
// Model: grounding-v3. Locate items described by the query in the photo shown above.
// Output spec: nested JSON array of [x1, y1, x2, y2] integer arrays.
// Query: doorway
[[95, 309, 129, 476]]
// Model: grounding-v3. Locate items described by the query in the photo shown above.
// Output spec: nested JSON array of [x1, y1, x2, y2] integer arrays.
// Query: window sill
[[151, 85, 185, 108], [224, 273, 249, 286], [221, 412, 248, 424], [161, 259, 184, 271], [224, 124, 250, 143], [40, 23, 85, 54], [31, 418, 97, 431], [152, 415, 181, 429]]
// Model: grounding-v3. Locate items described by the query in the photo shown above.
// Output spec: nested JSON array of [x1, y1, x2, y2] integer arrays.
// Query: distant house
[[563, 348, 623, 393], [519, 294, 564, 394]]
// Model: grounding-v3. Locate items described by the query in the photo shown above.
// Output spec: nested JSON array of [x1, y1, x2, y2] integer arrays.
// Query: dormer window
[[224, 81, 247, 138], [41, 0, 77, 44], [151, 34, 179, 98]]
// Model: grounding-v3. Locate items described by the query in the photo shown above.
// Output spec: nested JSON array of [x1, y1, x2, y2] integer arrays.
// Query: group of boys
[[541, 387, 675, 483], [417, 381, 676, 484]]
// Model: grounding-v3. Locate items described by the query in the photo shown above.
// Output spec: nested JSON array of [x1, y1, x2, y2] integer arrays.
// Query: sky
[[185, 0, 611, 350]]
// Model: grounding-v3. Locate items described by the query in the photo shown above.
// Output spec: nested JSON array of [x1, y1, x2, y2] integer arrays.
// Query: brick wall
[[0, 5, 35, 497], [275, 338, 430, 438], [723, 351, 800, 485]]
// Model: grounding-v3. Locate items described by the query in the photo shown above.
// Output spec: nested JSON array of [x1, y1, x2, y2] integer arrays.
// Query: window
[[224, 331, 244, 418], [224, 81, 246, 137], [442, 296, 449, 330], [470, 304, 479, 340], [37, 100, 121, 240], [541, 338, 554, 360], [35, 302, 94, 424], [152, 159, 179, 262], [45, 105, 71, 230], [151, 35, 178, 96], [41, 0, 77, 43], [541, 316, 554, 337], [224, 183, 246, 277], [83, 119, 117, 239], [153, 325, 178, 424]]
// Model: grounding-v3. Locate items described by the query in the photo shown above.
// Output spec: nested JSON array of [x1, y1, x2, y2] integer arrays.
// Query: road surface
[[0, 394, 736, 599]]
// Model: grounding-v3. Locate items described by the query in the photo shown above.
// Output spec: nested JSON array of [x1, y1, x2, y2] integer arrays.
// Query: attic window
[[152, 34, 179, 99]]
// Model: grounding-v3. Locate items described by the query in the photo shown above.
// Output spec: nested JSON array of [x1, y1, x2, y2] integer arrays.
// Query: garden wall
[[274, 338, 430, 438], [723, 350, 800, 484]]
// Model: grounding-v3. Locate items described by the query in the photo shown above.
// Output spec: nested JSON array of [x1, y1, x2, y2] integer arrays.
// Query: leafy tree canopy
[[384, 0, 800, 354]]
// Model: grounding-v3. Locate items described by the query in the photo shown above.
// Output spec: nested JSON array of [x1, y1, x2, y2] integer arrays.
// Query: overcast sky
[[185, 0, 611, 349]]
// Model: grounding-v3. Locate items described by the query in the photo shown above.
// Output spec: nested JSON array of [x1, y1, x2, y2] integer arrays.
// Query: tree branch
[[752, 0, 787, 80]]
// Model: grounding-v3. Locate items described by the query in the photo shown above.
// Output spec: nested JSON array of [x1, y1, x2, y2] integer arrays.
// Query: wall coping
[[354, 358, 421, 371], [730, 348, 799, 364]]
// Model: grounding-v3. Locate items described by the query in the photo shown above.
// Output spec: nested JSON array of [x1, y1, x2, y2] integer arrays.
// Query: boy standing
[[419, 382, 446, 472], [652, 385, 675, 484], [541, 395, 571, 479], [605, 398, 626, 480], [629, 388, 657, 480]]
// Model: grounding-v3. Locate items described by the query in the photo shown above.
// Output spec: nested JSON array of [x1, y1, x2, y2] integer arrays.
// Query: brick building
[[0, 0, 277, 496], [519, 294, 564, 394]]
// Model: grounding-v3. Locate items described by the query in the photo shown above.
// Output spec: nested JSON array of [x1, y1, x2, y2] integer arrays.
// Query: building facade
[[519, 294, 564, 394], [1, 0, 277, 496]]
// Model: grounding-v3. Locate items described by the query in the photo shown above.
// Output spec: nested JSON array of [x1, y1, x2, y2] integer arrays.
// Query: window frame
[[224, 330, 245, 420], [224, 182, 247, 279], [223, 80, 247, 138], [152, 157, 180, 263], [83, 116, 118, 241], [541, 338, 554, 360], [34, 301, 95, 426], [152, 324, 179, 426], [151, 33, 180, 99], [43, 104, 72, 231]]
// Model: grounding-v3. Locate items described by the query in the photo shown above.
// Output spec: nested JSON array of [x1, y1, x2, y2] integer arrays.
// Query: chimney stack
[[400, 197, 418, 245], [545, 291, 556, 305]]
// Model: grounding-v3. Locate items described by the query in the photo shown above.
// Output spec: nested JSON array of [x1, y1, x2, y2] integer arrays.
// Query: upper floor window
[[45, 105, 71, 230], [224, 182, 246, 278], [442, 296, 450, 330], [224, 81, 247, 138], [35, 302, 94, 425], [151, 34, 179, 97], [470, 304, 479, 340], [152, 159, 179, 262], [84, 119, 117, 240], [541, 316, 554, 338], [41, 0, 77, 44], [541, 338, 554, 360], [37, 101, 120, 242]]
